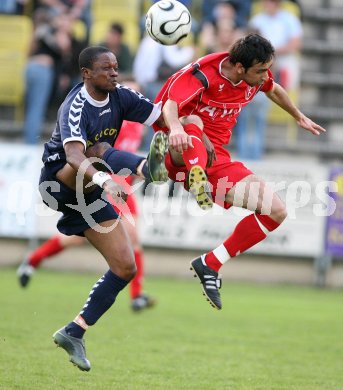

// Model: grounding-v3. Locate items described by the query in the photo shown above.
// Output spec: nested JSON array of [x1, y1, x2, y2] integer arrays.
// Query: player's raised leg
[[169, 115, 213, 209], [85, 136, 169, 184], [191, 174, 287, 310]]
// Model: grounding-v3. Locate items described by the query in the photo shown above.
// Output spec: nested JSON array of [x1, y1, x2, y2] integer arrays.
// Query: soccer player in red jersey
[[153, 33, 326, 310], [17, 118, 156, 312]]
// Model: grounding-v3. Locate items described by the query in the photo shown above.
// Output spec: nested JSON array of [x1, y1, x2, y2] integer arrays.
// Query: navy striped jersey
[[42, 82, 161, 164]]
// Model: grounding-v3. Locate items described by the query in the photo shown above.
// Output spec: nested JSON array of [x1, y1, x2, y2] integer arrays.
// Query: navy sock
[[81, 270, 128, 325], [65, 322, 85, 339], [65, 270, 129, 339], [103, 148, 145, 175]]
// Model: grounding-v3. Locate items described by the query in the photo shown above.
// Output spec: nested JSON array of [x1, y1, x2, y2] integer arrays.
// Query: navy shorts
[[39, 160, 119, 236]]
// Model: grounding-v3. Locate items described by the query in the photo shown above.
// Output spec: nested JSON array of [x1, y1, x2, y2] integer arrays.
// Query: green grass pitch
[[1, 268, 343, 390]]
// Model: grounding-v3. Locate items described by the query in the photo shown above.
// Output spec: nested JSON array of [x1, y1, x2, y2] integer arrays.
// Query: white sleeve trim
[[63, 137, 87, 151], [143, 102, 162, 126]]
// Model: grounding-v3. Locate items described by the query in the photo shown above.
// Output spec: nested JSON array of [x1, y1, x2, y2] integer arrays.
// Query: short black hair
[[79, 46, 111, 69], [229, 33, 275, 69], [110, 22, 124, 35]]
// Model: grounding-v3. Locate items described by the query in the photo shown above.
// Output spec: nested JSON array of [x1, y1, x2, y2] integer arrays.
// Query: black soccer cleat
[[131, 294, 157, 312], [190, 256, 222, 310], [53, 327, 91, 372], [147, 131, 169, 183], [17, 258, 34, 288], [187, 165, 213, 210]]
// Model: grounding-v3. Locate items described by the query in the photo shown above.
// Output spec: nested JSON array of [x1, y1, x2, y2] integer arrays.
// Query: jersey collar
[[219, 57, 243, 87], [81, 85, 109, 107]]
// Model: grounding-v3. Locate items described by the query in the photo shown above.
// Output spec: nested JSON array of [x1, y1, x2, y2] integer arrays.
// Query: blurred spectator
[[199, 1, 247, 57], [230, 0, 253, 28], [151, 0, 192, 6], [23, 10, 83, 144], [0, 0, 29, 14], [56, 25, 87, 105], [201, 0, 252, 28], [98, 23, 134, 81], [200, 9, 245, 55], [133, 33, 195, 151], [250, 0, 302, 91], [36, 0, 90, 22], [36, 0, 92, 40], [234, 71, 271, 160], [235, 0, 303, 160]]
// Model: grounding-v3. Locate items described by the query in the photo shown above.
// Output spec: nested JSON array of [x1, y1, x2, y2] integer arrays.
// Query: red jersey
[[112, 120, 144, 187], [154, 52, 274, 148], [115, 120, 144, 154]]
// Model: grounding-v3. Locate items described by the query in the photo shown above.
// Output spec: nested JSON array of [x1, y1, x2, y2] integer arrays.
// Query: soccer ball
[[145, 0, 192, 46]]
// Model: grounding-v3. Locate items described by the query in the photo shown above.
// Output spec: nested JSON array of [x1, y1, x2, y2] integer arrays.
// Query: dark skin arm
[[56, 141, 127, 202], [154, 112, 166, 129]]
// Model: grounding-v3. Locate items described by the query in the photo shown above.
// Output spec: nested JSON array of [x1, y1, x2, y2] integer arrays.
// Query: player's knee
[[108, 246, 137, 281], [110, 257, 137, 281], [121, 262, 137, 281], [85, 142, 111, 158], [180, 115, 203, 130]]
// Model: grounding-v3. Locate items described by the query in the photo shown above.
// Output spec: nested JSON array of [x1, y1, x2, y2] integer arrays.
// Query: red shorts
[[165, 151, 253, 209]]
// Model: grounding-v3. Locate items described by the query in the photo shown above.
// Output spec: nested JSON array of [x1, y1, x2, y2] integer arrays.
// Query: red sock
[[28, 235, 64, 268], [224, 214, 280, 257], [182, 123, 208, 170], [130, 250, 144, 299], [205, 214, 280, 271], [205, 252, 223, 272]]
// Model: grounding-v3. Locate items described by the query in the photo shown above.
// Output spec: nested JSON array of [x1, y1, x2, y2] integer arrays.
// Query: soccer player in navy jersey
[[18, 119, 157, 312], [153, 33, 326, 310], [38, 46, 168, 371]]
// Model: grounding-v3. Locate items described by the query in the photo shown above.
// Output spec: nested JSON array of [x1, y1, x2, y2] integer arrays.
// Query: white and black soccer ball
[[145, 0, 192, 46]]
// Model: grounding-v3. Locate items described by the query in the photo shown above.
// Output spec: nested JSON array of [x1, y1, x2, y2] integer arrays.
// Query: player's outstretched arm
[[265, 83, 326, 136], [163, 99, 193, 153]]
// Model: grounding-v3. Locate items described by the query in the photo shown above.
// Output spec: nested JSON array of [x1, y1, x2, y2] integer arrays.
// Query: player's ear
[[235, 63, 245, 75], [81, 67, 91, 79]]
